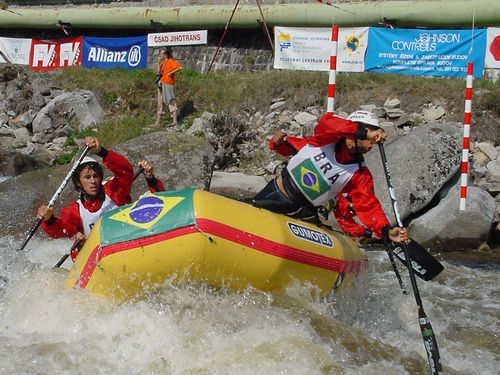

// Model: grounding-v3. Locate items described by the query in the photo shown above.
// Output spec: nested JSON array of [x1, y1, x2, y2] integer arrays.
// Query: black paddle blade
[[390, 239, 444, 281]]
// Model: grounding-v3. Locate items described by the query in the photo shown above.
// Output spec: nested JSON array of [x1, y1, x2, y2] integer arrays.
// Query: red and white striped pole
[[460, 62, 474, 211], [326, 25, 339, 115]]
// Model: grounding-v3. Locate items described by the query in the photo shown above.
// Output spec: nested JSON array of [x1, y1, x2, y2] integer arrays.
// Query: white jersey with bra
[[286, 143, 363, 206], [77, 194, 118, 237]]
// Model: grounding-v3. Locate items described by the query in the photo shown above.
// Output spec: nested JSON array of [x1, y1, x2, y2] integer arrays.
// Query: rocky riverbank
[[0, 65, 499, 251]]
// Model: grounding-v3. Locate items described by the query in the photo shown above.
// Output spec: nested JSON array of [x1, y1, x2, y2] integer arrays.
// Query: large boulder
[[31, 90, 104, 142], [408, 185, 496, 251], [0, 149, 47, 176], [113, 130, 215, 199], [365, 122, 462, 222], [208, 171, 267, 199], [0, 131, 214, 238]]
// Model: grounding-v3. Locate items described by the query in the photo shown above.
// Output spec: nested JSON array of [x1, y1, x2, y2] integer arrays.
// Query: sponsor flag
[[82, 36, 147, 69], [147, 30, 207, 47], [337, 27, 369, 72], [274, 26, 368, 72], [0, 37, 31, 65], [30, 37, 82, 71], [365, 28, 487, 78], [485, 27, 500, 69]]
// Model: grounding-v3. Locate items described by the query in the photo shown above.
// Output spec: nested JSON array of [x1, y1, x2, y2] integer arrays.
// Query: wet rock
[[409, 185, 495, 251]]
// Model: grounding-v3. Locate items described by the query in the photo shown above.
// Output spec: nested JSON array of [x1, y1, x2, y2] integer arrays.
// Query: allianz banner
[[365, 28, 487, 78], [82, 36, 147, 69]]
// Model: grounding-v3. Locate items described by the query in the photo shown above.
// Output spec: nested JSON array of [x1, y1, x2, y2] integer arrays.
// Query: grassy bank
[[52, 67, 500, 151]]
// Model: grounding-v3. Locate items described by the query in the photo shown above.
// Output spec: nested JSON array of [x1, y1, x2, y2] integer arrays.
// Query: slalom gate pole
[[459, 62, 474, 211], [326, 24, 338, 115]]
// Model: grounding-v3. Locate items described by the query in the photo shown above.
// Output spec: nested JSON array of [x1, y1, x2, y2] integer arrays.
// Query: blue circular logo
[[302, 173, 317, 187], [128, 45, 142, 67], [129, 196, 163, 224], [346, 36, 359, 52]]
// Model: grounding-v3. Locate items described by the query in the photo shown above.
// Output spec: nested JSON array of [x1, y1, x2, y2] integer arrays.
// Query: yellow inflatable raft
[[65, 189, 368, 299]]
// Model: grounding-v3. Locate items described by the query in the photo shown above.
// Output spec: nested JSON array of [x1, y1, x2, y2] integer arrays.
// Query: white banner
[[485, 27, 500, 69], [274, 26, 368, 72], [147, 30, 207, 47], [337, 27, 369, 72], [0, 37, 31, 65]]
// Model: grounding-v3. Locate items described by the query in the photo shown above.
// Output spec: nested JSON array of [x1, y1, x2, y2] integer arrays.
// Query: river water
[[0, 236, 498, 375]]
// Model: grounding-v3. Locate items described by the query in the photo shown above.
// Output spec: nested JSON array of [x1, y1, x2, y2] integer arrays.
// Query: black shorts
[[249, 177, 318, 222]]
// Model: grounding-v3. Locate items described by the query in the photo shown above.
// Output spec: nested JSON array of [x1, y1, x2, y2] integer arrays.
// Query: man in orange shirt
[[158, 48, 183, 126]]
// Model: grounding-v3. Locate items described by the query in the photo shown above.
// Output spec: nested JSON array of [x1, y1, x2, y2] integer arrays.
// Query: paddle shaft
[[378, 143, 442, 374], [54, 239, 83, 268], [383, 237, 407, 294], [53, 167, 144, 268], [18, 146, 91, 252]]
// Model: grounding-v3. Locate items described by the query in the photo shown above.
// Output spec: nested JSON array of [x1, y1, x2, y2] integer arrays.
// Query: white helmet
[[347, 110, 381, 129], [79, 156, 99, 166]]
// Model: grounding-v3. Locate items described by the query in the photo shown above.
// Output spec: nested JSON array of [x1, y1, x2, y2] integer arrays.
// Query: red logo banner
[[30, 36, 82, 71]]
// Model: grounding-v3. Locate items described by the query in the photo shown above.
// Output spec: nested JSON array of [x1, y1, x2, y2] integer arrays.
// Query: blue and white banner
[[365, 28, 487, 77], [337, 27, 369, 72], [82, 36, 147, 69], [273, 26, 368, 72]]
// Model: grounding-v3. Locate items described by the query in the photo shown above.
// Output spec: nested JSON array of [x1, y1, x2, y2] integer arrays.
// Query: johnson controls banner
[[147, 30, 207, 47], [82, 36, 147, 69], [30, 37, 82, 71], [365, 28, 487, 77], [274, 26, 368, 72], [0, 37, 31, 65]]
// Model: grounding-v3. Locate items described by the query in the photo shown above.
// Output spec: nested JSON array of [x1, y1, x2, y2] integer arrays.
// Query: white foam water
[[0, 237, 498, 374]]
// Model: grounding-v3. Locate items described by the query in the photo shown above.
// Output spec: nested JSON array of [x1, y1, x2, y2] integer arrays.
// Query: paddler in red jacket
[[36, 136, 134, 240], [251, 110, 408, 244]]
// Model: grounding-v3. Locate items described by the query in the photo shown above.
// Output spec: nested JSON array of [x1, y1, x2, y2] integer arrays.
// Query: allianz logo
[[287, 222, 333, 248], [88, 45, 142, 66]]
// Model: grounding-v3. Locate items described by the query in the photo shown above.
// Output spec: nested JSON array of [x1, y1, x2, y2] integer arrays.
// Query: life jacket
[[286, 143, 362, 206], [77, 194, 117, 237]]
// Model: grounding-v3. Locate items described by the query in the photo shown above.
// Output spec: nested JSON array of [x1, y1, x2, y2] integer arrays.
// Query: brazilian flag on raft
[[100, 189, 196, 246]]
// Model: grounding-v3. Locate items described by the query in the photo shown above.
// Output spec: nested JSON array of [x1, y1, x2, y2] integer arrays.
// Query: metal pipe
[[0, 1, 499, 29]]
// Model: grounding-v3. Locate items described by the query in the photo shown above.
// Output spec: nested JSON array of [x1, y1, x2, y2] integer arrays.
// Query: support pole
[[207, 0, 241, 73]]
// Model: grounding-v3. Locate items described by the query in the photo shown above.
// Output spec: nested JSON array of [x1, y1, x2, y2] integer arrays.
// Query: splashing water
[[0, 237, 498, 374]]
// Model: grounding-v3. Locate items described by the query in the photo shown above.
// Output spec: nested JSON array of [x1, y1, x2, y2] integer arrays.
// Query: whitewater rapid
[[0, 236, 498, 374]]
